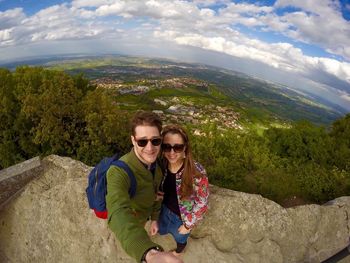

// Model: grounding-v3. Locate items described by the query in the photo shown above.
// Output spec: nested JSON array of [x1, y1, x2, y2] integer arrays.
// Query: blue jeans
[[158, 205, 190, 245]]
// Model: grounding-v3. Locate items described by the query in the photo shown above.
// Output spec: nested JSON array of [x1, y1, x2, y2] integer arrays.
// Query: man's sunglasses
[[135, 137, 162, 147], [161, 143, 185, 153]]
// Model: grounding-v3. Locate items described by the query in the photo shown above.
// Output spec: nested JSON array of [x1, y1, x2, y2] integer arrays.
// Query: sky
[[0, 0, 350, 112]]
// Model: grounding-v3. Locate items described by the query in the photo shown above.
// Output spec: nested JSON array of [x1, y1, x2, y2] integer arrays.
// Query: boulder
[[0, 155, 349, 263]]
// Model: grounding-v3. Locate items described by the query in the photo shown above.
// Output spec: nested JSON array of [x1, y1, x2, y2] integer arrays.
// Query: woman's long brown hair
[[162, 125, 201, 200]]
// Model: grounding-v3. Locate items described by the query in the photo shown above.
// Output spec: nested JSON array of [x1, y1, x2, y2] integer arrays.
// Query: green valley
[[1, 55, 349, 207], [46, 55, 344, 128]]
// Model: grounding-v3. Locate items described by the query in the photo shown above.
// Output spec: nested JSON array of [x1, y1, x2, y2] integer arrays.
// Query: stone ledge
[[1, 155, 350, 263], [0, 156, 41, 182], [0, 156, 43, 210]]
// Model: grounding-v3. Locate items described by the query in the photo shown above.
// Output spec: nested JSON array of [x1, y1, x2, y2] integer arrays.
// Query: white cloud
[[71, 0, 115, 8], [274, 0, 341, 16], [314, 58, 350, 82], [95, 2, 127, 16], [0, 28, 14, 44], [192, 0, 230, 6], [273, 0, 350, 60], [0, 4, 120, 47], [0, 0, 349, 109], [184, 0, 350, 62], [94, 0, 200, 21], [1, 1, 349, 79], [154, 28, 350, 91], [0, 8, 26, 30], [340, 93, 350, 102], [223, 2, 273, 14]]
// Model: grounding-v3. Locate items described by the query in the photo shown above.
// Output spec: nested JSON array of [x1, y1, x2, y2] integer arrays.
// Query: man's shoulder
[[107, 165, 128, 178], [119, 149, 139, 164], [118, 151, 131, 162], [106, 158, 135, 189]]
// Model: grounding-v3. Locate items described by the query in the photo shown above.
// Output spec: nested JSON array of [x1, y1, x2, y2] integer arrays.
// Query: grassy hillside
[[1, 64, 349, 205], [12, 55, 343, 126]]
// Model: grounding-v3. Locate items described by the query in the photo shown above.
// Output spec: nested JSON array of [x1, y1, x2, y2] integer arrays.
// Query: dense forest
[[0, 67, 349, 205]]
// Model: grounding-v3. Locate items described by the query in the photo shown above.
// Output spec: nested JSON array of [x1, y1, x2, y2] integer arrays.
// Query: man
[[106, 111, 182, 263]]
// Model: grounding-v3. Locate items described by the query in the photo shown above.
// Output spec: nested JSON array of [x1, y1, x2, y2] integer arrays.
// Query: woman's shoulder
[[193, 161, 207, 176]]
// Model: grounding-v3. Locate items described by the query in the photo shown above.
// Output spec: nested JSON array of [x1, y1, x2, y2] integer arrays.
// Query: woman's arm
[[182, 162, 209, 229]]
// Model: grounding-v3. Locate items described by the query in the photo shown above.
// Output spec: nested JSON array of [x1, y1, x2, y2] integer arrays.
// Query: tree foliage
[[0, 66, 130, 168], [329, 114, 350, 171], [264, 121, 332, 166], [77, 89, 131, 165], [189, 117, 350, 204], [0, 68, 23, 167], [0, 66, 349, 205]]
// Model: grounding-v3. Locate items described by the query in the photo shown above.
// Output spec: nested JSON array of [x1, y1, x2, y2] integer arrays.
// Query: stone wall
[[0, 157, 42, 210], [0, 155, 349, 263]]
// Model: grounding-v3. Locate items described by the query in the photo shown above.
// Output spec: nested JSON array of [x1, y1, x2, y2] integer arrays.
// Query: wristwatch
[[184, 224, 191, 230], [141, 246, 163, 262]]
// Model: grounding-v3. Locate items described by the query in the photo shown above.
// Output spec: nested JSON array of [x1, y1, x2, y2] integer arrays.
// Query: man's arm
[[151, 166, 164, 221], [150, 197, 162, 220], [106, 166, 160, 262]]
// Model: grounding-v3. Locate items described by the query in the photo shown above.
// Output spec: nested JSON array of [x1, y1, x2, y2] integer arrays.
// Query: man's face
[[131, 125, 161, 165]]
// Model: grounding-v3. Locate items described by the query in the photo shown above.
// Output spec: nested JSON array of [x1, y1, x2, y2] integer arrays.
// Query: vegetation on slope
[[46, 56, 344, 125], [0, 66, 349, 206]]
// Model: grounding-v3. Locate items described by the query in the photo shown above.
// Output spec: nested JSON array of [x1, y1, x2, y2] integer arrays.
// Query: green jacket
[[106, 149, 163, 262]]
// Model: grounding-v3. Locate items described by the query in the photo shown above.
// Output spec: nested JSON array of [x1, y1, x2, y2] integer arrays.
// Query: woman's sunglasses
[[161, 143, 185, 153], [135, 137, 162, 147]]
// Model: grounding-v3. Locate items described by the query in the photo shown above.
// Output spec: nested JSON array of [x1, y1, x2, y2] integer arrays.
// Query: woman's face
[[162, 132, 186, 166]]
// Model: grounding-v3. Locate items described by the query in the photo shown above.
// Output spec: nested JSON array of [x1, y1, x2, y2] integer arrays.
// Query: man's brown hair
[[130, 111, 162, 136]]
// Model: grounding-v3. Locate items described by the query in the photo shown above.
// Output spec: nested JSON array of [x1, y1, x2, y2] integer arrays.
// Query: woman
[[157, 124, 209, 256]]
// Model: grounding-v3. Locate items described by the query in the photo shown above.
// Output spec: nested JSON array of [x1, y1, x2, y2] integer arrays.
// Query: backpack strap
[[112, 160, 137, 198]]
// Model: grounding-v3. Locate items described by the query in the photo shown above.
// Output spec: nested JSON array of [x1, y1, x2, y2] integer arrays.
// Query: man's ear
[[131, 135, 136, 146]]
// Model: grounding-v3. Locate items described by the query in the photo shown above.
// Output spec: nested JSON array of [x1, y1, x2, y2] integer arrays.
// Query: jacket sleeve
[[106, 166, 160, 262], [150, 199, 162, 221], [150, 166, 163, 220], [185, 167, 209, 228]]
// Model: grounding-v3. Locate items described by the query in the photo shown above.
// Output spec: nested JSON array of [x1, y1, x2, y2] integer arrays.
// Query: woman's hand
[[177, 224, 191, 235], [149, 220, 159, 236]]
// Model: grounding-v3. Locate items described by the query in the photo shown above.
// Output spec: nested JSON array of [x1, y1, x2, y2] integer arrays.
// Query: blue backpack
[[86, 154, 137, 219]]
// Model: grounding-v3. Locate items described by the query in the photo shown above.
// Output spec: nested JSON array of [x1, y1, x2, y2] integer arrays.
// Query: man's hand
[[178, 225, 191, 235], [145, 249, 183, 263], [149, 220, 159, 236], [155, 191, 164, 201]]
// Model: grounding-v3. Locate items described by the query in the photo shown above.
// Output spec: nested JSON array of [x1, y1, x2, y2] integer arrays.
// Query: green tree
[[190, 124, 277, 191], [294, 162, 339, 202], [13, 66, 46, 99], [73, 73, 94, 95], [77, 89, 131, 165], [265, 121, 332, 167], [18, 68, 84, 156], [329, 114, 350, 171], [0, 69, 23, 168]]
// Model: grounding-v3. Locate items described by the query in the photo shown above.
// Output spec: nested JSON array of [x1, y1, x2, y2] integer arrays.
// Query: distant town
[[91, 77, 243, 131]]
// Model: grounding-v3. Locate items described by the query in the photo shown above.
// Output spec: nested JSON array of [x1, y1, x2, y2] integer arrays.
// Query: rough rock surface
[[0, 157, 42, 209], [0, 155, 349, 263]]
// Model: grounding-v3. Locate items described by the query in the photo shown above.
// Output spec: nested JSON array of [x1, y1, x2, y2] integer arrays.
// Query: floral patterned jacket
[[164, 161, 209, 229]]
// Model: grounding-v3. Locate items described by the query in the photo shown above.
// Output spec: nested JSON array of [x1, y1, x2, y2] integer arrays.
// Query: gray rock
[[0, 155, 349, 263], [0, 156, 42, 210]]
